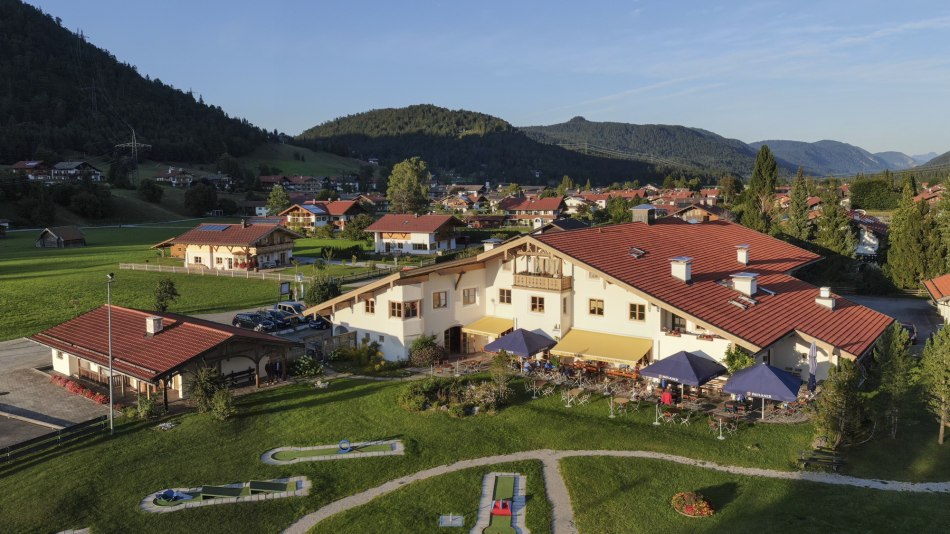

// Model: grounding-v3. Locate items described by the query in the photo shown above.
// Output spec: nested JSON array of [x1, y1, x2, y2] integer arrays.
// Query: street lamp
[[106, 272, 115, 435]]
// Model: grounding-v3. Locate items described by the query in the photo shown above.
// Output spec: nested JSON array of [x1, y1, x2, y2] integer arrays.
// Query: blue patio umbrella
[[639, 351, 727, 386], [723, 363, 803, 420], [483, 328, 556, 358]]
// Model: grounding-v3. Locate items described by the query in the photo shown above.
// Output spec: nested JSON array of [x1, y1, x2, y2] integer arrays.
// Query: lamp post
[[106, 272, 115, 435]]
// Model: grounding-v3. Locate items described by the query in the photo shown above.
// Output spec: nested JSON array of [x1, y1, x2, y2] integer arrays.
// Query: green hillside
[[297, 104, 672, 185], [242, 143, 366, 176]]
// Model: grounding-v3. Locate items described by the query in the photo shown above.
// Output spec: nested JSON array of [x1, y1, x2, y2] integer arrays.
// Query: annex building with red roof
[[307, 217, 894, 381], [366, 214, 465, 255], [29, 306, 300, 408], [924, 273, 950, 324], [156, 221, 302, 270]]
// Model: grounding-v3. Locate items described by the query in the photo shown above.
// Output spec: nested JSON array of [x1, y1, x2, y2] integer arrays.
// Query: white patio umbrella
[[807, 341, 818, 392]]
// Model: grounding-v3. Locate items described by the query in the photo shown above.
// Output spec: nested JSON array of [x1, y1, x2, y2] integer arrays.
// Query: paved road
[[846, 294, 942, 350], [0, 338, 108, 447]]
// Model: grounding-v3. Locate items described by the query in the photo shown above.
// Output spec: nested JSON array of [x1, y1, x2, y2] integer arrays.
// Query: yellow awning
[[551, 329, 652, 365], [462, 316, 514, 337]]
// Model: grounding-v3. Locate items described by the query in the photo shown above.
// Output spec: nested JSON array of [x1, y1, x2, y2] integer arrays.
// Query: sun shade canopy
[[461, 316, 514, 338], [639, 351, 727, 386], [550, 329, 652, 365], [483, 328, 556, 358], [723, 363, 803, 402]]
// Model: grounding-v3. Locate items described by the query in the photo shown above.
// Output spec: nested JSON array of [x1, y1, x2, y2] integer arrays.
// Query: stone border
[[471, 472, 529, 534], [139, 476, 310, 514], [261, 439, 404, 465]]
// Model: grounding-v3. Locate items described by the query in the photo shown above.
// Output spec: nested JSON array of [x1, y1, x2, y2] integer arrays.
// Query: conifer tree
[[935, 180, 950, 272], [741, 145, 777, 233], [786, 167, 811, 241], [815, 191, 856, 257], [873, 322, 913, 438], [886, 183, 928, 288], [813, 359, 869, 448], [921, 325, 950, 444], [266, 184, 291, 215]]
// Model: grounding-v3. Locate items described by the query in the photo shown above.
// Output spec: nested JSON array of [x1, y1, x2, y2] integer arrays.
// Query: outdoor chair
[[678, 411, 694, 426], [628, 399, 642, 412], [724, 420, 739, 435], [578, 393, 592, 406], [541, 386, 556, 397], [707, 418, 719, 433]]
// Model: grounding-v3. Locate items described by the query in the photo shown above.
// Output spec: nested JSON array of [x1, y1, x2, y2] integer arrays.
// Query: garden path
[[282, 448, 950, 534]]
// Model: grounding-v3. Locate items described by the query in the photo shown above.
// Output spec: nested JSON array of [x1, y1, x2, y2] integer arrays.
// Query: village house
[[463, 214, 506, 229], [11, 160, 50, 180], [924, 274, 950, 324], [160, 221, 301, 270], [278, 203, 330, 232], [35, 226, 86, 248], [503, 196, 565, 228], [564, 195, 596, 215], [305, 200, 364, 229], [366, 214, 465, 255], [669, 203, 733, 223], [357, 193, 389, 213], [849, 210, 888, 261], [51, 161, 103, 182], [259, 175, 290, 191], [306, 217, 893, 383], [153, 167, 194, 187], [29, 306, 300, 410], [914, 185, 945, 206]]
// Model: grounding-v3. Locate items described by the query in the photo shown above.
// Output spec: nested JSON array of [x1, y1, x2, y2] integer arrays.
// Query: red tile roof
[[366, 214, 463, 233], [535, 219, 894, 357], [169, 223, 297, 246], [924, 273, 950, 302], [29, 306, 297, 381], [505, 196, 565, 212], [307, 200, 362, 216]]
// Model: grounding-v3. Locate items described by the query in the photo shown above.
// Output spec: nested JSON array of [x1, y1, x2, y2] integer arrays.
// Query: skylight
[[628, 247, 645, 258], [198, 224, 230, 231]]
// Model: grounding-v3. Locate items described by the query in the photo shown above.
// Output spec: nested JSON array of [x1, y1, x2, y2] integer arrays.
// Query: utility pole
[[114, 126, 151, 184]]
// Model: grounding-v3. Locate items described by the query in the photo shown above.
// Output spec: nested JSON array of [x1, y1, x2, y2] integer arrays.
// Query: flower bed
[[49, 374, 123, 409], [671, 491, 714, 517]]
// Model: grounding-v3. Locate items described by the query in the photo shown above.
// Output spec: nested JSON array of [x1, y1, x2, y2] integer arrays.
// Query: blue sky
[[30, 0, 950, 155]]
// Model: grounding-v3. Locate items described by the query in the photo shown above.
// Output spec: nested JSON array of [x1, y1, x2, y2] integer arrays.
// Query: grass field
[[271, 443, 393, 461], [0, 225, 283, 341], [0, 376, 946, 533], [242, 143, 366, 177]]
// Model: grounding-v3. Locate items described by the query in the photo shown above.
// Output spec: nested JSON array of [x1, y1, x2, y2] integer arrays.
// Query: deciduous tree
[[154, 278, 179, 312], [387, 157, 430, 214], [266, 184, 291, 215]]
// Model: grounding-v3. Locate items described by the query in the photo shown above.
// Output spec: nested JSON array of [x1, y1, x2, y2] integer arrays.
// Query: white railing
[[119, 263, 400, 284]]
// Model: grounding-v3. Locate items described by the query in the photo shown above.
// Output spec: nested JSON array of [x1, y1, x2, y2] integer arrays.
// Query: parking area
[[846, 294, 942, 353], [0, 338, 109, 448]]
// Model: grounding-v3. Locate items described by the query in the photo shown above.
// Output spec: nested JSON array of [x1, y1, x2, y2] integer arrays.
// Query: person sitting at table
[[544, 360, 554, 371], [661, 386, 674, 405], [522, 360, 533, 374]]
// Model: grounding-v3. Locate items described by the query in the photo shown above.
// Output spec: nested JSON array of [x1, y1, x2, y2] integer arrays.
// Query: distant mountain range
[[748, 139, 917, 176], [915, 150, 950, 169]]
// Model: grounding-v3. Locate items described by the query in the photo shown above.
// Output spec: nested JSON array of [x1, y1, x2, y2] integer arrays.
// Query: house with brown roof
[[503, 196, 565, 228], [12, 160, 50, 180], [366, 214, 466, 255], [669, 203, 734, 223], [305, 200, 364, 229], [278, 204, 330, 233], [153, 167, 194, 187], [35, 226, 86, 248], [29, 306, 300, 409], [849, 210, 888, 260], [160, 221, 301, 270], [52, 161, 103, 182], [306, 217, 894, 380], [924, 273, 950, 324], [357, 194, 389, 213]]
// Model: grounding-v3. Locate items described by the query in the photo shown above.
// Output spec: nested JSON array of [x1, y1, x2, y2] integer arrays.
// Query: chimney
[[241, 219, 248, 228], [145, 316, 163, 336], [736, 244, 750, 266], [731, 272, 758, 297], [670, 257, 692, 283], [816, 286, 836, 310]]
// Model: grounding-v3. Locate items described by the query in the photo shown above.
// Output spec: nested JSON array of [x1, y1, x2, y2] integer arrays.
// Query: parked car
[[308, 315, 332, 330], [901, 322, 918, 345], [275, 301, 306, 316], [232, 313, 276, 332], [259, 260, 277, 269], [259, 309, 293, 329]]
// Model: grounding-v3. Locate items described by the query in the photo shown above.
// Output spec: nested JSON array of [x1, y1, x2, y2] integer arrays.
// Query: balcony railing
[[513, 273, 572, 291]]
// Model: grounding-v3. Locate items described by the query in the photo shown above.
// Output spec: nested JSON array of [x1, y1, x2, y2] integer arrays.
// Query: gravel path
[[283, 448, 950, 534]]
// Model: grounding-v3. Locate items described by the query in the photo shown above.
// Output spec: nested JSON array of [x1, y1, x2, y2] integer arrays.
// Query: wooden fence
[[0, 415, 107, 464]]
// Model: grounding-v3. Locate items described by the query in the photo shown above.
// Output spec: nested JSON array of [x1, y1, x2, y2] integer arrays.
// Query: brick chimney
[[670, 257, 692, 283], [241, 219, 248, 228]]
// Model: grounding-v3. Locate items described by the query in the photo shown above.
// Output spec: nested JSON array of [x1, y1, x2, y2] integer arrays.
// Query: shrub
[[136, 394, 159, 420], [671, 492, 715, 517], [409, 335, 445, 367], [724, 344, 755, 374], [188, 366, 224, 413], [291, 354, 324, 379], [211, 389, 236, 421]]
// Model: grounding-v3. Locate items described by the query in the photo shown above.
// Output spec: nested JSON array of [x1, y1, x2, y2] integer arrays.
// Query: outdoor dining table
[[564, 387, 584, 407], [611, 396, 630, 416]]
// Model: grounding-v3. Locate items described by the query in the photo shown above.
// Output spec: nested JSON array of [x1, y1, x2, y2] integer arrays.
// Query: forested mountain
[[521, 117, 798, 177], [0, 0, 267, 163], [749, 140, 911, 176], [297, 105, 676, 184], [917, 150, 950, 169], [873, 151, 918, 170]]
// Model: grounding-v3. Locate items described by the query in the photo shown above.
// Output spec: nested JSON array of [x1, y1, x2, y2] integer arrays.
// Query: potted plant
[[671, 491, 714, 517]]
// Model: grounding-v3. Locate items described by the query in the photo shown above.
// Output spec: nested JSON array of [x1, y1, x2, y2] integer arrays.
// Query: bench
[[200, 485, 245, 499], [798, 450, 845, 472], [249, 480, 291, 493]]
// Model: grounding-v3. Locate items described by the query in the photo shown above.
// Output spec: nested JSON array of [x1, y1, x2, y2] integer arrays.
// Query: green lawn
[[1, 376, 946, 533], [561, 456, 950, 533], [0, 226, 284, 340], [242, 143, 366, 177], [293, 237, 374, 257]]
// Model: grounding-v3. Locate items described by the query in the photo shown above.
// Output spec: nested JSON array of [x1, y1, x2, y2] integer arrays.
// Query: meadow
[[0, 377, 946, 533]]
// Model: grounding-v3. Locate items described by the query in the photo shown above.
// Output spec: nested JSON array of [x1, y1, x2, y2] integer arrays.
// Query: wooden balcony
[[513, 273, 572, 291]]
